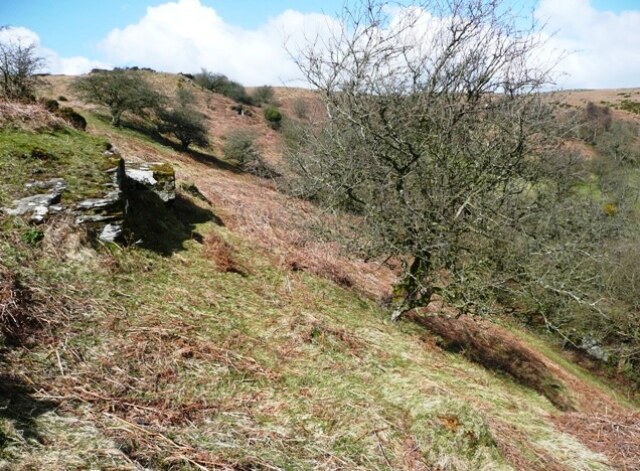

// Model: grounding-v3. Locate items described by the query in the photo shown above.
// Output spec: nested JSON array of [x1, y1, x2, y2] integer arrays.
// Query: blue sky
[[1, 0, 640, 88], [0, 1, 348, 57]]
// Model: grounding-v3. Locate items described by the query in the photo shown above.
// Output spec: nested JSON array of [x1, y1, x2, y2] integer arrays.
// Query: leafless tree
[[0, 26, 44, 100], [287, 0, 559, 318]]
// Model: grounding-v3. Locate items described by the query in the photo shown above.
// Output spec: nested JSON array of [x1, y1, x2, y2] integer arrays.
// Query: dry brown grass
[[488, 419, 569, 471], [553, 411, 640, 471], [197, 174, 397, 298], [0, 101, 65, 131], [0, 265, 39, 346], [204, 232, 247, 275], [408, 309, 575, 411]]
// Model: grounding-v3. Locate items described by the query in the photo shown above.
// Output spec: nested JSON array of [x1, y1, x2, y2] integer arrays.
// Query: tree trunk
[[391, 252, 432, 321]]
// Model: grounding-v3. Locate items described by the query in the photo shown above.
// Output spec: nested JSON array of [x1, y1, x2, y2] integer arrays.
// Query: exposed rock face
[[3, 178, 67, 223], [75, 157, 125, 242], [3, 148, 176, 244], [124, 162, 176, 203]]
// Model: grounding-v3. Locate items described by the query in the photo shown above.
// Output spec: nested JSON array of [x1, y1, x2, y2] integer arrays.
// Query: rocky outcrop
[[3, 146, 176, 244], [124, 162, 176, 203]]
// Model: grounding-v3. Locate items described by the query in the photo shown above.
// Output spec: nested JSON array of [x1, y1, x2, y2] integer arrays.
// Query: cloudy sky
[[1, 0, 639, 89]]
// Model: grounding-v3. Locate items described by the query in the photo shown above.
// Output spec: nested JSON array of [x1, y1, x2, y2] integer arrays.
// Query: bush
[[263, 106, 283, 129], [223, 130, 259, 165], [292, 97, 309, 120], [73, 69, 166, 126], [252, 86, 275, 105], [194, 69, 253, 105], [156, 87, 209, 150], [0, 29, 44, 101], [157, 107, 209, 149], [57, 107, 87, 131], [223, 130, 278, 178], [41, 98, 59, 112]]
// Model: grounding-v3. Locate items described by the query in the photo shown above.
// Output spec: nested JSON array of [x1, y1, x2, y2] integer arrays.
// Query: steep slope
[[0, 75, 638, 470]]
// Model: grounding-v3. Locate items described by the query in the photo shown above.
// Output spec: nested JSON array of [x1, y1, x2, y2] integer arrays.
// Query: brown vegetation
[[408, 309, 575, 411], [0, 265, 37, 346], [204, 232, 247, 275], [554, 411, 640, 471], [0, 101, 65, 130]]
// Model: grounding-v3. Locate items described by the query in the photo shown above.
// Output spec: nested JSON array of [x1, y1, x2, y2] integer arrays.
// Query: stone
[[98, 223, 123, 243], [124, 162, 176, 203], [3, 192, 62, 223], [581, 335, 610, 362], [76, 190, 123, 211], [25, 178, 67, 193]]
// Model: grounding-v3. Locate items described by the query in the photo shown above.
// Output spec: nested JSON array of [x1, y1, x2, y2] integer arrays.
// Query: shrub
[[223, 130, 278, 178], [292, 97, 309, 120], [252, 85, 275, 105], [157, 87, 209, 150], [223, 130, 260, 165], [41, 98, 59, 112], [72, 69, 166, 126], [0, 29, 44, 101], [194, 69, 253, 105], [263, 106, 283, 129], [157, 107, 209, 149], [57, 107, 87, 131]]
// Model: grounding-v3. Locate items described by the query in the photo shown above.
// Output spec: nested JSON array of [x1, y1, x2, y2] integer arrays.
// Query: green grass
[[0, 128, 114, 207]]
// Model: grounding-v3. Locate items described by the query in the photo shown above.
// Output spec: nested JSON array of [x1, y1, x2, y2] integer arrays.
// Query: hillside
[[1, 73, 639, 470]]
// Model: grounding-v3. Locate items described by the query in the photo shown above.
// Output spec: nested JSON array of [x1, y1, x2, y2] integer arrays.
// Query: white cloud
[[0, 26, 110, 75], [536, 0, 640, 89], [99, 0, 341, 86]]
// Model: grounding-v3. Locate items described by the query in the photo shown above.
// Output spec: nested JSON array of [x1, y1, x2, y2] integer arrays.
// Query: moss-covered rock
[[124, 162, 176, 203]]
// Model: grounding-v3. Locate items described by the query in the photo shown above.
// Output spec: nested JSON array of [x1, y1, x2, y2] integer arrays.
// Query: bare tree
[[0, 26, 44, 100], [287, 0, 558, 319]]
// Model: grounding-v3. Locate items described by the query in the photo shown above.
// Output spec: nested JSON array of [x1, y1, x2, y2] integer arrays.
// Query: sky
[[1, 0, 639, 89]]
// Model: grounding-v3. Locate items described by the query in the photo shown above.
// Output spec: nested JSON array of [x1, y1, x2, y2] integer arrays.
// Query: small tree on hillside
[[72, 69, 164, 126], [157, 87, 209, 150], [288, 0, 558, 319], [0, 27, 44, 100]]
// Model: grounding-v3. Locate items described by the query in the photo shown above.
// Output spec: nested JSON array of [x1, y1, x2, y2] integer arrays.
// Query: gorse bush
[[263, 106, 283, 129]]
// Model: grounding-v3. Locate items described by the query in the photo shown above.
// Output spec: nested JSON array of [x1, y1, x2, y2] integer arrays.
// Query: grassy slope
[[0, 79, 638, 470]]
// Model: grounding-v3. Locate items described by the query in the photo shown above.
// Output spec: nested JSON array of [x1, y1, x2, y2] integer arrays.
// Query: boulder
[[124, 162, 176, 203], [581, 335, 610, 362]]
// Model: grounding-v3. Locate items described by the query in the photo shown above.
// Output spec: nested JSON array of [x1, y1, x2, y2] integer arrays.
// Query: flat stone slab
[[76, 190, 123, 212], [125, 162, 176, 203], [3, 192, 62, 223]]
